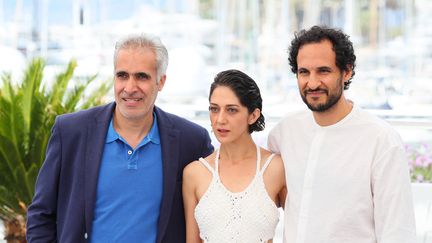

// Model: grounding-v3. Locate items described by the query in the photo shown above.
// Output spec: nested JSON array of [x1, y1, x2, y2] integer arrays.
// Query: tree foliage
[[0, 58, 111, 223]]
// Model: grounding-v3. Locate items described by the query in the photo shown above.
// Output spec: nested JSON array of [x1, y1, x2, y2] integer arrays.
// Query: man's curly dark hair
[[288, 25, 356, 90]]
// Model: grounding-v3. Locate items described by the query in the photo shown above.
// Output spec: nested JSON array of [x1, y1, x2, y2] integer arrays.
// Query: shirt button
[[84, 233, 88, 239], [127, 150, 132, 155]]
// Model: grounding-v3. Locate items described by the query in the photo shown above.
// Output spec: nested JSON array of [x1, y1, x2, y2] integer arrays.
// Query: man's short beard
[[301, 78, 343, 112]]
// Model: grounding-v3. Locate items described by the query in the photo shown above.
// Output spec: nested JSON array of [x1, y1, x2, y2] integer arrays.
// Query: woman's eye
[[209, 106, 218, 112], [227, 108, 237, 113]]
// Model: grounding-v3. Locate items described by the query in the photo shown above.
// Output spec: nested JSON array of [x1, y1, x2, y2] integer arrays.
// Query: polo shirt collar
[[143, 113, 160, 145], [105, 112, 161, 145]]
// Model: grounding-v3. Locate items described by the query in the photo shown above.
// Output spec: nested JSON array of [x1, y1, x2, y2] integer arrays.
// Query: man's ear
[[158, 75, 166, 91], [343, 65, 353, 82]]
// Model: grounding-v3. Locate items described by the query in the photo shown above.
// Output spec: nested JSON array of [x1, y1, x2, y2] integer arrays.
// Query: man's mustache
[[304, 88, 328, 95]]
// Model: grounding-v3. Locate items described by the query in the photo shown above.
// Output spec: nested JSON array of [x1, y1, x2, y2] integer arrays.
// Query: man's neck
[[312, 97, 353, 127], [113, 112, 153, 149]]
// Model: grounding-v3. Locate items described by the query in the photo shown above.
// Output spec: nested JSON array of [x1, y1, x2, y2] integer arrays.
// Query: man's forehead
[[115, 49, 157, 68], [298, 42, 336, 66], [298, 40, 334, 53]]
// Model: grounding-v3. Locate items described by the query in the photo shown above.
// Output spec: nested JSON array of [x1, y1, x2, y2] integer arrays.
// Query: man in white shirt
[[268, 25, 416, 243]]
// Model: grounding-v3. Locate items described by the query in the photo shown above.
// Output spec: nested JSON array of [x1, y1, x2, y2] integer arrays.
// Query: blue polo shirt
[[90, 114, 163, 243]]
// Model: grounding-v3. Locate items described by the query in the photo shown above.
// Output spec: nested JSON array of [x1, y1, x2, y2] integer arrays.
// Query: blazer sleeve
[[26, 117, 62, 243]]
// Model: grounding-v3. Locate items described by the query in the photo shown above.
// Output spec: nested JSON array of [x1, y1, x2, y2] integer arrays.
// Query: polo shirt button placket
[[127, 149, 138, 170]]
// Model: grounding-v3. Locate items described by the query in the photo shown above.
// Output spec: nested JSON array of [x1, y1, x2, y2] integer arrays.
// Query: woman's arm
[[278, 185, 287, 209], [273, 155, 287, 208], [183, 162, 203, 243]]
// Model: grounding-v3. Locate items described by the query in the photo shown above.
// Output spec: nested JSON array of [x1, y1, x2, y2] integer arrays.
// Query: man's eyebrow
[[317, 66, 332, 71], [114, 71, 152, 78], [134, 71, 151, 76]]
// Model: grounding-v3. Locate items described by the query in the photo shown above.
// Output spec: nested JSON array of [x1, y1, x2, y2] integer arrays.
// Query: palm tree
[[0, 58, 111, 242]]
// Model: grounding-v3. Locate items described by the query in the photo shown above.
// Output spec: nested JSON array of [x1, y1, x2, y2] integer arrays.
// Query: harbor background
[[0, 0, 431, 242]]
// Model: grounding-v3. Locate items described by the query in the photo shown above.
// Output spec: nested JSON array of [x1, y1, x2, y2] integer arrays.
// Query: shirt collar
[[106, 119, 120, 143], [105, 112, 160, 145], [144, 112, 160, 145]]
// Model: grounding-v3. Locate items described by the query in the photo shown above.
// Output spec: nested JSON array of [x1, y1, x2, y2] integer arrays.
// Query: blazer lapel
[[84, 103, 115, 234], [155, 107, 181, 243]]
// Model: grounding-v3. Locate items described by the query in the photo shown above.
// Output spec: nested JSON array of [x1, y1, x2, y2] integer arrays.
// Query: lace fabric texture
[[194, 145, 280, 243]]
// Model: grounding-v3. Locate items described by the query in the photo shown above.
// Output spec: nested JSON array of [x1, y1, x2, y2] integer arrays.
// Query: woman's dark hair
[[288, 25, 356, 90], [209, 69, 265, 133]]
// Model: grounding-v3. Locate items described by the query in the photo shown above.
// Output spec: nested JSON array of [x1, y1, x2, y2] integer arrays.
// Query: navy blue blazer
[[26, 103, 214, 243]]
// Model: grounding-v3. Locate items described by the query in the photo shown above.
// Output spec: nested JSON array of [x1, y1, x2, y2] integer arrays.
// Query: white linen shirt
[[268, 105, 416, 243]]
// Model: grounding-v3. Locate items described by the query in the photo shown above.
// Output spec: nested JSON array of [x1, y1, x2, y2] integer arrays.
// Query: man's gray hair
[[114, 33, 169, 81]]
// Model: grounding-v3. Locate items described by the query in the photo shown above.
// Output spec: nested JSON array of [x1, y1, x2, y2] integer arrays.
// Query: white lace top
[[194, 146, 280, 243]]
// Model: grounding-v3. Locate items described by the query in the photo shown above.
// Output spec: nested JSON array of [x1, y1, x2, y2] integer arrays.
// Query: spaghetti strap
[[260, 154, 276, 174], [255, 145, 261, 175], [198, 157, 215, 174]]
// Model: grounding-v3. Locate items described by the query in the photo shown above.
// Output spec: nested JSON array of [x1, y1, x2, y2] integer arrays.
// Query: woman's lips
[[216, 128, 230, 135]]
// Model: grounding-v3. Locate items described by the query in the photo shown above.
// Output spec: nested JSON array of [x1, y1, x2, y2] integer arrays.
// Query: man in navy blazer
[[26, 33, 213, 243]]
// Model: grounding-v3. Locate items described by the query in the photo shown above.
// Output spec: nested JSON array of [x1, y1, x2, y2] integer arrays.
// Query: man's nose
[[307, 73, 321, 90], [124, 79, 138, 93]]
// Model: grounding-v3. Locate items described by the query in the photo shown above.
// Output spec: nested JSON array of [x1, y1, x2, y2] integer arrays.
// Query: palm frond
[[21, 58, 45, 135], [0, 58, 110, 223], [47, 59, 77, 110]]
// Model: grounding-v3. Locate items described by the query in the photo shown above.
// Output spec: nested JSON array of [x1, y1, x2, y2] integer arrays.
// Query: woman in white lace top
[[183, 69, 287, 243]]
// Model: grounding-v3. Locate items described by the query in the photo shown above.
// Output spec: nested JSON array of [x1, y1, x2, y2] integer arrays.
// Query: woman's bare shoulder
[[260, 148, 283, 165], [184, 152, 217, 179]]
